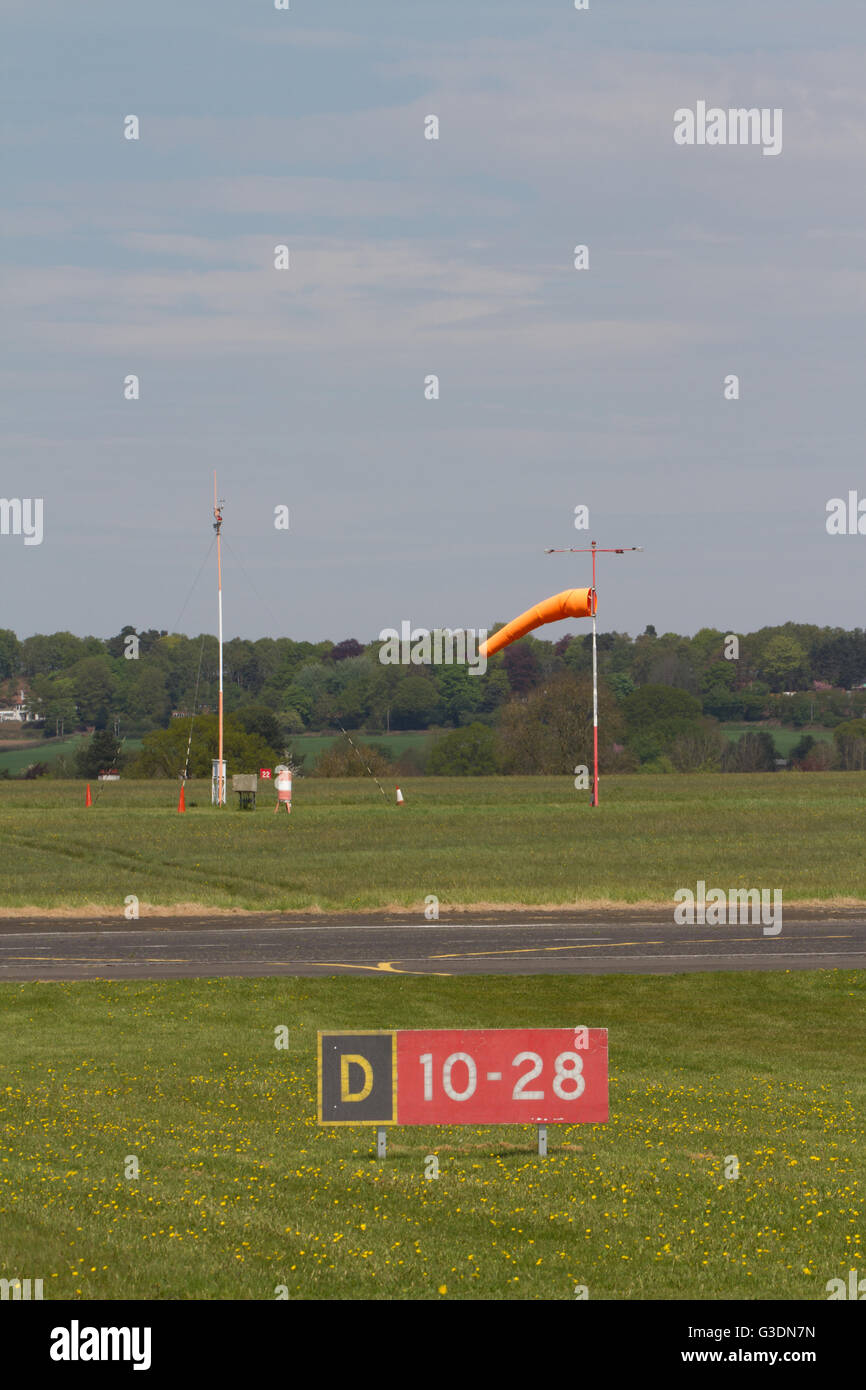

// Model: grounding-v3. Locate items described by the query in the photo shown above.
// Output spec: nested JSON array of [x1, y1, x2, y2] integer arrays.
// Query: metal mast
[[213, 475, 225, 806], [545, 541, 642, 807]]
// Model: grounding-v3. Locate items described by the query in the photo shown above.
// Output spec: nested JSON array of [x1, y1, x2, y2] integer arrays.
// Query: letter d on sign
[[341, 1054, 374, 1103], [318, 1031, 396, 1124]]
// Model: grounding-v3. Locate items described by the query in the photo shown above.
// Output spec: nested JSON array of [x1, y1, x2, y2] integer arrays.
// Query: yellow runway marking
[[315, 961, 451, 976], [430, 941, 662, 959], [429, 933, 852, 961]]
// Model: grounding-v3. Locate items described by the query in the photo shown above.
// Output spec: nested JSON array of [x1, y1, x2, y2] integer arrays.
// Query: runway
[[0, 908, 864, 980]]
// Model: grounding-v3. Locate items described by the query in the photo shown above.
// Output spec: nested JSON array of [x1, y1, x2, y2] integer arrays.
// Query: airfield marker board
[[317, 1029, 608, 1148]]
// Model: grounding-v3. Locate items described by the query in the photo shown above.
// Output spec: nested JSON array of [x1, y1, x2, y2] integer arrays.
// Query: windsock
[[479, 587, 597, 658]]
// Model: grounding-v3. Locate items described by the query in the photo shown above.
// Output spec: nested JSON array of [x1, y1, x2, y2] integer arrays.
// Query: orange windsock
[[479, 587, 597, 658]]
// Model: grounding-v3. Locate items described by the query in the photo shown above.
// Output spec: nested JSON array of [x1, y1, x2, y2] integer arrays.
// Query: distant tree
[[314, 739, 393, 777], [687, 628, 728, 670], [127, 715, 279, 778], [721, 731, 777, 773], [607, 672, 635, 702], [281, 683, 314, 726], [392, 748, 428, 778], [789, 734, 816, 767], [503, 643, 541, 694], [648, 651, 698, 693], [811, 630, 866, 688], [20, 632, 94, 675], [497, 674, 622, 775], [278, 707, 305, 735], [234, 705, 283, 751], [621, 685, 704, 763], [436, 665, 482, 726], [329, 639, 366, 663], [668, 727, 726, 772], [137, 629, 168, 657], [833, 719, 866, 771], [799, 741, 834, 771], [66, 656, 116, 725], [0, 628, 21, 679], [562, 637, 592, 678], [105, 625, 140, 660], [478, 666, 511, 713], [739, 685, 770, 721], [428, 723, 498, 775], [759, 635, 808, 692], [390, 675, 442, 729], [75, 730, 124, 779], [22, 761, 50, 779], [125, 665, 170, 729]]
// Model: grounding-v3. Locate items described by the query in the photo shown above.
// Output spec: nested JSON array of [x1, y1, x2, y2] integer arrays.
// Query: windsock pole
[[591, 543, 599, 808], [213, 475, 225, 807], [546, 541, 642, 807]]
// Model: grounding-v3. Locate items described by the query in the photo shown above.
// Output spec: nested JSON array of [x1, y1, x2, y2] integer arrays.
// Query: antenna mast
[[213, 475, 225, 806], [546, 542, 642, 807]]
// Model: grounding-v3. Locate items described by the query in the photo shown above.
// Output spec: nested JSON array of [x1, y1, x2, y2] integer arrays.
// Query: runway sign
[[317, 1029, 607, 1126]]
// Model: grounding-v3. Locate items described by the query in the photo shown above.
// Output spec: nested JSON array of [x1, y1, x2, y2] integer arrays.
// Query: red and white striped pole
[[545, 542, 642, 807], [591, 542, 599, 807]]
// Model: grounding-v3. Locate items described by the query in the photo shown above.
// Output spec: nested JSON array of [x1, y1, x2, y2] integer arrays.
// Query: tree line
[[2, 621, 866, 778]]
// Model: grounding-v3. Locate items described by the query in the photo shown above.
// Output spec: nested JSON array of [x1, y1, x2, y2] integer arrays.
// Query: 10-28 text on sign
[[317, 1029, 608, 1126]]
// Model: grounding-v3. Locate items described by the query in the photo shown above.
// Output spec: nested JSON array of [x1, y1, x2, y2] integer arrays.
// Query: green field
[[720, 724, 833, 756], [0, 970, 860, 1300], [0, 735, 143, 775], [0, 734, 87, 774], [290, 729, 432, 769], [0, 773, 865, 911]]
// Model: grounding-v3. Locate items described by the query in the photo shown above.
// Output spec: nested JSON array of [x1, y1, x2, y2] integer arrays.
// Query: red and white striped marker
[[274, 765, 292, 815], [396, 785, 405, 806]]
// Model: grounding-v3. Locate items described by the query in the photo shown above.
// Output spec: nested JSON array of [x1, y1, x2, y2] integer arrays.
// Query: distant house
[[0, 688, 32, 722]]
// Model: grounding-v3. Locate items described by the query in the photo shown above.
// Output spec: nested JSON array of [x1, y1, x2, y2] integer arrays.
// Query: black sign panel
[[317, 1031, 397, 1125]]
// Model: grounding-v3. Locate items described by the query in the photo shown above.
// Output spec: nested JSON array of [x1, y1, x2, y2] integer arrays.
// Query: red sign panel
[[396, 1028, 607, 1125], [260, 768, 272, 779]]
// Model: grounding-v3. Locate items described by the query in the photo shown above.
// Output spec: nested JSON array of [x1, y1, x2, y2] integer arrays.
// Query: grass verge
[[0, 970, 862, 1299], [1, 773, 865, 910]]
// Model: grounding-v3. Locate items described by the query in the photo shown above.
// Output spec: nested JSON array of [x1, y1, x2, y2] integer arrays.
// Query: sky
[[3, 0, 866, 645]]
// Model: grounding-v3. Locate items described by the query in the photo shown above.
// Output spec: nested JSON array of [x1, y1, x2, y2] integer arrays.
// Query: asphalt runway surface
[[0, 908, 864, 981]]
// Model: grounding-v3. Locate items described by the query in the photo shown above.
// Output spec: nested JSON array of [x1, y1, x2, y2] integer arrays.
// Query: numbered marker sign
[[317, 1029, 607, 1126]]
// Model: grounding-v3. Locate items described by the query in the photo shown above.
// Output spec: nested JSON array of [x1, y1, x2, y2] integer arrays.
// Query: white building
[[0, 690, 31, 722]]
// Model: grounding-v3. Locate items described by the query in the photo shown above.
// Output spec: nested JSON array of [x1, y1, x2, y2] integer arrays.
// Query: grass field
[[0, 735, 142, 775], [0, 773, 865, 912], [0, 970, 860, 1300], [719, 724, 833, 756], [0, 734, 87, 774], [290, 730, 431, 769]]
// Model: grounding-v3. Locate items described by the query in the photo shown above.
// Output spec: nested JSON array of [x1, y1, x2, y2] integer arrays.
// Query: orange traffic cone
[[178, 783, 186, 814], [85, 783, 92, 807], [396, 785, 405, 806]]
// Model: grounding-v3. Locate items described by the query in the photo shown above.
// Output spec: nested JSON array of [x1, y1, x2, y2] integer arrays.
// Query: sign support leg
[[377, 1128, 387, 1159], [537, 1125, 548, 1158]]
